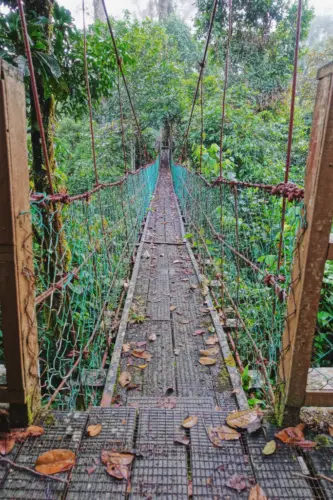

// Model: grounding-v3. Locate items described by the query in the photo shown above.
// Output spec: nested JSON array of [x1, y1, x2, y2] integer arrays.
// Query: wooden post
[[276, 61, 333, 425], [0, 59, 40, 427]]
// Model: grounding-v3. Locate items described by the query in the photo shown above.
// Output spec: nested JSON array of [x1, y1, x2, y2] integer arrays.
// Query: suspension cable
[[181, 0, 219, 161], [101, 0, 148, 164], [82, 0, 99, 185], [17, 0, 54, 194], [277, 0, 302, 272], [219, 0, 232, 177]]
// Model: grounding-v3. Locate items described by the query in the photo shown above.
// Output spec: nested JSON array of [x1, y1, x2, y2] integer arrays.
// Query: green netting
[[171, 162, 304, 403], [30, 160, 158, 410]]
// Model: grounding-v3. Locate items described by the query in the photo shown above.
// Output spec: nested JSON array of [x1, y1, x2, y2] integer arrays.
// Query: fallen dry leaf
[[179, 319, 190, 324], [35, 449, 75, 475], [329, 425, 333, 438], [174, 435, 190, 446], [101, 451, 134, 466], [249, 484, 268, 499], [0, 436, 15, 456], [132, 350, 151, 361], [122, 343, 131, 353], [262, 440, 276, 455], [275, 423, 317, 447], [193, 329, 206, 336], [138, 364, 148, 370], [226, 473, 247, 492], [106, 463, 130, 480], [216, 425, 241, 441], [87, 424, 102, 437], [182, 416, 198, 429], [86, 464, 97, 475], [199, 357, 217, 366], [207, 426, 224, 448], [205, 335, 219, 345], [136, 341, 147, 348], [226, 409, 262, 430], [190, 284, 197, 290], [148, 333, 156, 341], [170, 305, 177, 312], [26, 426, 44, 437], [119, 371, 132, 388], [200, 347, 219, 356]]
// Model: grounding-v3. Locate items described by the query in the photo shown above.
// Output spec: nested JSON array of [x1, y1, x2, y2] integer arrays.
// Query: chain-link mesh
[[27, 160, 158, 410], [171, 163, 305, 404]]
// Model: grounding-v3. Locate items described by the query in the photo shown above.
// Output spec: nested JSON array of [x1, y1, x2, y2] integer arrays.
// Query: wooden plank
[[304, 391, 333, 407], [0, 59, 40, 426], [276, 61, 333, 424], [327, 233, 333, 260]]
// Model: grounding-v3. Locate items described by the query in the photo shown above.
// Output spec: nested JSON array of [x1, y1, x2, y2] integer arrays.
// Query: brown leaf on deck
[[35, 449, 75, 475], [87, 424, 102, 437]]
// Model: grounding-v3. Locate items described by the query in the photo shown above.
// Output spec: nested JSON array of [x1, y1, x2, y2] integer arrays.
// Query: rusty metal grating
[[306, 447, 333, 499], [128, 396, 215, 412], [191, 449, 253, 499], [1, 412, 87, 499], [130, 408, 188, 499], [66, 408, 136, 499], [247, 434, 317, 499], [130, 449, 188, 499]]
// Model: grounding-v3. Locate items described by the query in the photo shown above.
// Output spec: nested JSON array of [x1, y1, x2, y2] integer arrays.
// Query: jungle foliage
[[0, 0, 332, 369]]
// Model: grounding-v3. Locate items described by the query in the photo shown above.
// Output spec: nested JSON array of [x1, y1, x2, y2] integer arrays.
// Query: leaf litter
[[35, 449, 75, 475], [182, 416, 198, 429], [275, 423, 317, 448]]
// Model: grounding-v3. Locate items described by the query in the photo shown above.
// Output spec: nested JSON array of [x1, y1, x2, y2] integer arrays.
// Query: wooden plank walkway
[[0, 163, 331, 499]]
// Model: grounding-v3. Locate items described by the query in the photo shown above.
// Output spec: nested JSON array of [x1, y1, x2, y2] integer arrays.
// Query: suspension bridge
[[0, 0, 333, 498]]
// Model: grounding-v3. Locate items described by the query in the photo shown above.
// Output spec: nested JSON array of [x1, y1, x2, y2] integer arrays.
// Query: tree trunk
[[93, 0, 105, 22]]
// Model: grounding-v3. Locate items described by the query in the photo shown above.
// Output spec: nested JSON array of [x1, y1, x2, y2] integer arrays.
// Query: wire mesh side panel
[[31, 161, 158, 410], [171, 163, 304, 404]]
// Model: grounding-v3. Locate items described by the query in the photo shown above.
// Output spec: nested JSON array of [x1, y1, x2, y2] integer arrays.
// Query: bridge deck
[[0, 165, 331, 499]]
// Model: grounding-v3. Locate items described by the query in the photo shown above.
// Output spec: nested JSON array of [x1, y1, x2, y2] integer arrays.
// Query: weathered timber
[[276, 61, 333, 424], [0, 59, 40, 426]]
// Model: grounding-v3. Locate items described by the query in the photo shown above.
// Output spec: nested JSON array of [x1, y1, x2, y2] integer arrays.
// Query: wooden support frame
[[276, 61, 333, 425], [0, 59, 40, 426]]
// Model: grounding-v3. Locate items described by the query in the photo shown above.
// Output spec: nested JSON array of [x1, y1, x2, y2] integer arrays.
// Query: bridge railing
[[172, 164, 303, 406], [0, 59, 158, 425], [172, 60, 333, 423]]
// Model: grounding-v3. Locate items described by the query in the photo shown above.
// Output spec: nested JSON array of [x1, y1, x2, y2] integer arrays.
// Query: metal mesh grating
[[1, 411, 87, 499], [306, 447, 333, 499], [130, 449, 188, 499], [130, 408, 188, 499], [191, 449, 253, 499], [215, 392, 239, 413], [246, 433, 315, 499], [128, 396, 215, 412], [66, 408, 136, 499]]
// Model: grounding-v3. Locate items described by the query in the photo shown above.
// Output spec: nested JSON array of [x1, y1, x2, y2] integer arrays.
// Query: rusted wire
[[219, 0, 232, 177], [199, 75, 204, 174], [117, 66, 128, 172], [30, 162, 155, 204], [82, 0, 99, 185], [277, 0, 303, 271], [17, 0, 54, 194], [101, 0, 148, 164], [181, 0, 219, 161], [174, 164, 304, 200]]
